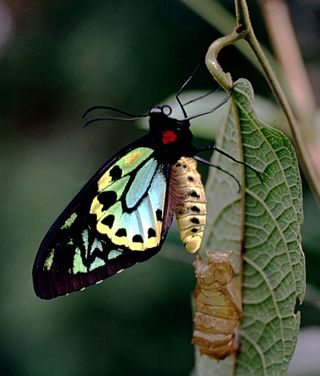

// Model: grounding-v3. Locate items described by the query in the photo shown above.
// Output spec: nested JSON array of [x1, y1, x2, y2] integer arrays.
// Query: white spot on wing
[[89, 257, 105, 271], [108, 249, 123, 260]]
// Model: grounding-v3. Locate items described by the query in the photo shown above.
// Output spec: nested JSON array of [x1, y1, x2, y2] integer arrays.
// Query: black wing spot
[[187, 176, 194, 182], [156, 209, 163, 221], [132, 234, 143, 243], [191, 205, 200, 213], [98, 191, 117, 210], [191, 217, 200, 224], [102, 215, 115, 228], [175, 162, 181, 167], [191, 228, 198, 233], [148, 228, 156, 238], [189, 190, 200, 199], [109, 165, 122, 180], [183, 164, 187, 168], [115, 228, 127, 237]]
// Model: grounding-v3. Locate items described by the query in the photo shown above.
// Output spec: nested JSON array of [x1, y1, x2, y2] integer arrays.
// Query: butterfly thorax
[[148, 108, 195, 162]]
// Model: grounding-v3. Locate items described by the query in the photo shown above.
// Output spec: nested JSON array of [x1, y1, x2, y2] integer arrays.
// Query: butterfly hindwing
[[33, 141, 172, 299]]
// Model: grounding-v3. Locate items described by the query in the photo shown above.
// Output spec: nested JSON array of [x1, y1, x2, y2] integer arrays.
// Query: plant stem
[[180, 0, 279, 75], [261, 0, 317, 125], [205, 0, 320, 200], [235, 0, 320, 200], [205, 29, 246, 91]]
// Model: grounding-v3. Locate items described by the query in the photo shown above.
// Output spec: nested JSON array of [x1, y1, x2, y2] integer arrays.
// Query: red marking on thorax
[[162, 130, 177, 144]]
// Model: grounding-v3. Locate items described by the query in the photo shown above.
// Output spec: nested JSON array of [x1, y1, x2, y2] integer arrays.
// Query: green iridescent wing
[[33, 141, 173, 299]]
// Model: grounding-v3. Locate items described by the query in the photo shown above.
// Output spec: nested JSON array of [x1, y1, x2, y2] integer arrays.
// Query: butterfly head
[[148, 105, 193, 150], [148, 105, 172, 117]]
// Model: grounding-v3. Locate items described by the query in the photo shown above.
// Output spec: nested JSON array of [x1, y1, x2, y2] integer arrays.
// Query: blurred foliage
[[0, 0, 319, 375]]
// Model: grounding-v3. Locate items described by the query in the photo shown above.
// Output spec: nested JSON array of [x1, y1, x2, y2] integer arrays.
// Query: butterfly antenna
[[83, 116, 146, 128], [82, 105, 147, 119], [176, 62, 202, 119], [82, 105, 148, 128], [194, 155, 241, 193]]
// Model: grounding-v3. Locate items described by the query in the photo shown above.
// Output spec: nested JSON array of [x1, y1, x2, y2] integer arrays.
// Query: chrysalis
[[192, 251, 242, 360]]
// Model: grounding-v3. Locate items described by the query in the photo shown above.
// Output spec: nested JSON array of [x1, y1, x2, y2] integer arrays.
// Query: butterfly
[[33, 91, 236, 300]]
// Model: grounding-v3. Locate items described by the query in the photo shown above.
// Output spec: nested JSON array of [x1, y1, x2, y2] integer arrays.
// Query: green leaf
[[195, 79, 305, 375]]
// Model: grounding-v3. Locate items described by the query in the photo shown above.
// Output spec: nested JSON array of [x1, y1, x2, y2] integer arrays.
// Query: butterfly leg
[[196, 145, 263, 182], [194, 155, 241, 192]]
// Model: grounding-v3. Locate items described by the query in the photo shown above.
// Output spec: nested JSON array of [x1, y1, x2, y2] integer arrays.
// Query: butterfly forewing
[[33, 142, 172, 299]]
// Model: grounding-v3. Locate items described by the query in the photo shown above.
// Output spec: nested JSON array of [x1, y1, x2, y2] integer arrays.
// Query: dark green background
[[1, 1, 319, 375]]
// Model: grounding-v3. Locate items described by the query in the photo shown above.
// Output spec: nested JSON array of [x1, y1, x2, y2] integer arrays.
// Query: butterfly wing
[[33, 139, 173, 299]]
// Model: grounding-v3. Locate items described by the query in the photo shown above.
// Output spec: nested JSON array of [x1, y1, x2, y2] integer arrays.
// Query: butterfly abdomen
[[170, 157, 206, 253], [192, 252, 242, 360]]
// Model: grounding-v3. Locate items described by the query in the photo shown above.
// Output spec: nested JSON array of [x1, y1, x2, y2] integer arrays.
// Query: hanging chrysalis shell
[[169, 157, 206, 253], [192, 252, 242, 360]]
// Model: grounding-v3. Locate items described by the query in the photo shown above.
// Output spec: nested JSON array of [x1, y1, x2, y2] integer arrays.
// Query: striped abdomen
[[169, 157, 206, 253], [192, 252, 242, 360]]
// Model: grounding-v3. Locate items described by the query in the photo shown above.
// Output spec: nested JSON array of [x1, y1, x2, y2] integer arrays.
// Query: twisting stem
[[205, 29, 246, 92]]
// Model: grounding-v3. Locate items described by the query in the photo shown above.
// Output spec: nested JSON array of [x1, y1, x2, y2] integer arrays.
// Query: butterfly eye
[[149, 106, 162, 115], [161, 105, 172, 116]]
